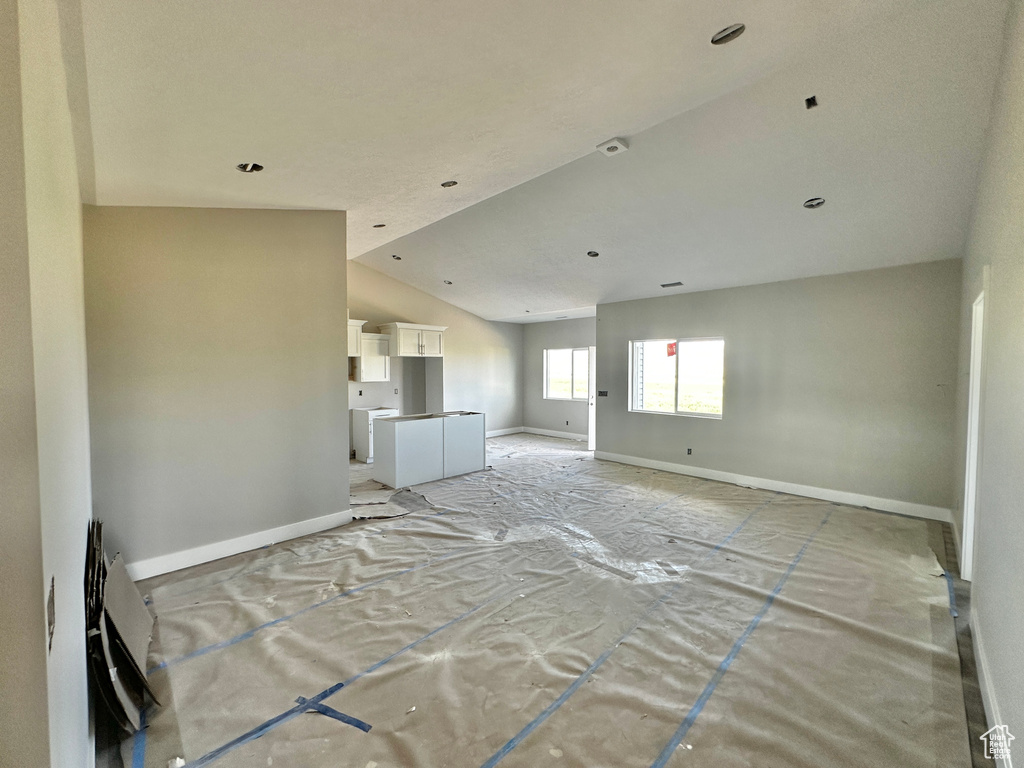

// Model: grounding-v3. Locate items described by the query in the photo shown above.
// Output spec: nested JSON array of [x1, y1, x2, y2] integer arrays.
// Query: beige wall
[[596, 260, 962, 510], [0, 1, 51, 763], [954, 0, 1024, 737], [523, 318, 596, 436], [1, 0, 94, 764], [348, 261, 523, 432], [84, 207, 349, 565]]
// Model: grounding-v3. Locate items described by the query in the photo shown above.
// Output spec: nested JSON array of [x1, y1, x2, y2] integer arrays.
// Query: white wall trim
[[125, 509, 354, 581], [971, 610, 1009, 766], [524, 426, 587, 442], [486, 426, 525, 438], [594, 451, 952, 523]]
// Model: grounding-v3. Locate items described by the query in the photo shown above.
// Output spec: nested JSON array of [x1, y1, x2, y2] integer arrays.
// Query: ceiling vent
[[597, 138, 629, 156]]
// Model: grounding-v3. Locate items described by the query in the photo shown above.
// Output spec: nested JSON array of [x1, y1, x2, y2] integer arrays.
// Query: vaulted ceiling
[[75, 0, 1008, 322]]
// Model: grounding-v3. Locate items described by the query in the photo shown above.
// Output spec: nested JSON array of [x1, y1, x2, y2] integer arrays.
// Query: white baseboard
[[971, 610, 1010, 766], [486, 426, 524, 438], [523, 426, 587, 442], [125, 509, 354, 581], [593, 451, 952, 523]]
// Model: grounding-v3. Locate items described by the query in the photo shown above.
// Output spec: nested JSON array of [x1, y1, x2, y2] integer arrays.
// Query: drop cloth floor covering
[[128, 434, 970, 768]]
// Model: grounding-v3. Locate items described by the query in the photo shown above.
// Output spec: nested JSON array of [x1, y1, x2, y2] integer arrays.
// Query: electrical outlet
[[394, 388, 399, 395], [687, 448, 692, 455]]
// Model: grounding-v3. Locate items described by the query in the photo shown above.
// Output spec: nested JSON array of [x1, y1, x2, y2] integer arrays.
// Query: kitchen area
[[348, 318, 486, 488]]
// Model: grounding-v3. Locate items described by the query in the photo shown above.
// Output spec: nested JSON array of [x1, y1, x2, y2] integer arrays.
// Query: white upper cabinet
[[379, 322, 447, 357], [348, 318, 367, 357], [355, 333, 390, 382]]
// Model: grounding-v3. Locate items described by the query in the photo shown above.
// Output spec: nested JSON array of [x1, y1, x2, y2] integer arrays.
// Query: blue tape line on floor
[[648, 510, 832, 768], [131, 707, 147, 768], [295, 697, 372, 732], [943, 570, 959, 618], [149, 545, 473, 673], [182, 586, 515, 768], [479, 494, 778, 768]]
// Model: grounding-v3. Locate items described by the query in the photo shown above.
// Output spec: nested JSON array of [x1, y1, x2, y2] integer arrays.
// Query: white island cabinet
[[372, 411, 485, 488]]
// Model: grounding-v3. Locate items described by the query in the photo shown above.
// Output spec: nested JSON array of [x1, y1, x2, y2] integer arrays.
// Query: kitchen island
[[371, 411, 486, 489]]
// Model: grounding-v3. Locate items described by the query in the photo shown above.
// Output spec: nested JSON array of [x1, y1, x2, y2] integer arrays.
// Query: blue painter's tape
[[131, 707, 147, 768], [479, 494, 779, 768], [149, 545, 473, 673], [943, 571, 959, 618], [648, 510, 832, 768], [294, 696, 372, 732], [182, 682, 346, 768], [183, 586, 515, 768]]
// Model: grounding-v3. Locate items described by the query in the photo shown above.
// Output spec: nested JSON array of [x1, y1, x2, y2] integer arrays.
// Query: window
[[544, 348, 590, 400], [630, 338, 724, 417]]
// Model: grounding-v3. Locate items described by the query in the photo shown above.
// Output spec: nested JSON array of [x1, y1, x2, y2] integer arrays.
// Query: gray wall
[[84, 207, 350, 565], [522, 318, 596, 436], [953, 0, 1024, 737], [596, 260, 961, 510], [348, 261, 523, 432], [1, 0, 94, 763]]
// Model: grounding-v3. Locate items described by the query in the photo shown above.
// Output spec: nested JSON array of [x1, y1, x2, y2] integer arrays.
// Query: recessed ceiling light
[[556, 316, 568, 319], [661, 281, 684, 288], [803, 197, 826, 209], [373, 223, 386, 228], [236, 163, 263, 173], [443, 280, 453, 285], [587, 251, 599, 258], [711, 23, 745, 45], [392, 254, 402, 260], [441, 180, 458, 188]]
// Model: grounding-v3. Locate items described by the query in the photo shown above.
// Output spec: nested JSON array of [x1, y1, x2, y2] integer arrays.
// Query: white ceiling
[[78, 0, 1008, 322]]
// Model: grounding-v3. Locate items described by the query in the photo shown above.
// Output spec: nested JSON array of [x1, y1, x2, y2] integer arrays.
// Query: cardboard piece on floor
[[105, 554, 158, 700], [85, 521, 159, 733], [98, 612, 142, 731]]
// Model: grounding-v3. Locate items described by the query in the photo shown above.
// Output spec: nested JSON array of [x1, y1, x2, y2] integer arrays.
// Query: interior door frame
[[587, 345, 597, 451], [961, 289, 985, 582]]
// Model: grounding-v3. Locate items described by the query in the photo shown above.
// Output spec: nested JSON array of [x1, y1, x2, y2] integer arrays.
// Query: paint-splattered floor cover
[[129, 434, 970, 768]]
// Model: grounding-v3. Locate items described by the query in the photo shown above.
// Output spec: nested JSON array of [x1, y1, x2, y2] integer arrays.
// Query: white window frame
[[628, 337, 724, 419], [543, 347, 590, 401]]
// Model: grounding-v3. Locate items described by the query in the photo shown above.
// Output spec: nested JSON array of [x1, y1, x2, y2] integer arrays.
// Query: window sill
[[628, 408, 722, 420]]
